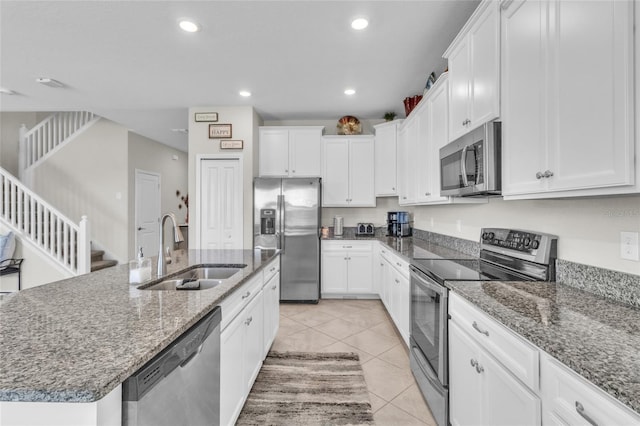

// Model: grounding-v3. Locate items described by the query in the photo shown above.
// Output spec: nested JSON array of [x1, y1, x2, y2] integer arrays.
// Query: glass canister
[[333, 216, 344, 236]]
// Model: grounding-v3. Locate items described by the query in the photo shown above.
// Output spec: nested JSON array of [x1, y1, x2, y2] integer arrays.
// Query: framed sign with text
[[209, 124, 232, 139], [195, 112, 218, 122], [220, 140, 243, 149]]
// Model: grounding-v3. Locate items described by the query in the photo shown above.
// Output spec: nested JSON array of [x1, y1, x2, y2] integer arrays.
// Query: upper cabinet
[[444, 0, 500, 142], [373, 120, 401, 197], [259, 127, 324, 177], [322, 136, 375, 207], [501, 0, 635, 199]]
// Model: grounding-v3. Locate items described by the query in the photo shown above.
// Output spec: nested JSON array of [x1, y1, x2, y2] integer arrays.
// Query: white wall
[[0, 112, 37, 176], [188, 106, 262, 249], [127, 132, 188, 259], [30, 118, 130, 262]]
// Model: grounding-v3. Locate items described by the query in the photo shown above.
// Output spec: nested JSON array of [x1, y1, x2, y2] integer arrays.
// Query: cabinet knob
[[536, 171, 544, 179], [242, 291, 251, 299], [392, 187, 395, 191], [403, 196, 407, 200], [395, 279, 400, 284], [543, 170, 554, 178], [271, 285, 277, 290], [245, 316, 253, 326], [425, 192, 430, 196], [292, 170, 296, 173]]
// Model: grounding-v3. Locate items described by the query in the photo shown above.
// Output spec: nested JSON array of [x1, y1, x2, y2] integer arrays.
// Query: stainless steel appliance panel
[[411, 340, 448, 426], [281, 178, 320, 301], [254, 178, 282, 250], [123, 307, 221, 426]]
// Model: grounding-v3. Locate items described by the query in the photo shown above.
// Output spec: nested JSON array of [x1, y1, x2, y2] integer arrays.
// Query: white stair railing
[[19, 111, 98, 180], [0, 167, 90, 275]]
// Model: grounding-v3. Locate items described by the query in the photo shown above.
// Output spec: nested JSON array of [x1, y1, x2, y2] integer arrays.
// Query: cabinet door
[[449, 321, 483, 426], [414, 103, 432, 204], [396, 124, 411, 205], [220, 314, 246, 426], [244, 291, 264, 393], [374, 124, 398, 196], [322, 139, 350, 206], [321, 251, 348, 294], [501, 0, 548, 196], [468, 1, 500, 128], [547, 0, 634, 191], [259, 129, 290, 177], [427, 77, 450, 203], [482, 346, 541, 426], [397, 272, 410, 346], [349, 138, 376, 206], [398, 119, 417, 205], [448, 38, 471, 142], [263, 272, 280, 357], [346, 251, 373, 293], [289, 128, 322, 177]]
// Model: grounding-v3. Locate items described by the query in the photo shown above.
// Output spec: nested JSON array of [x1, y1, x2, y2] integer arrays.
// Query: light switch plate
[[620, 231, 639, 261]]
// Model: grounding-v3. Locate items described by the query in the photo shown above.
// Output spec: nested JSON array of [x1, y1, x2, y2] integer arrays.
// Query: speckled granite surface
[[322, 228, 475, 262], [446, 280, 640, 415], [0, 249, 279, 403]]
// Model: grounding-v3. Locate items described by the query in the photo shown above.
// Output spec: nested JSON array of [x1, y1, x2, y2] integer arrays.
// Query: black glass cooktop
[[411, 258, 533, 285]]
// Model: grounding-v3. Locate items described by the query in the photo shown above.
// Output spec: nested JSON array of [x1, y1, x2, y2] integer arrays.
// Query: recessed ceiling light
[[239, 90, 252, 97], [179, 19, 200, 33], [351, 18, 369, 30], [344, 88, 356, 96], [36, 77, 64, 88], [0, 87, 15, 95]]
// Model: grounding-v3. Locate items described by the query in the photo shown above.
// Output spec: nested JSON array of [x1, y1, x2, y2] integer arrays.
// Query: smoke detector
[[36, 78, 65, 88]]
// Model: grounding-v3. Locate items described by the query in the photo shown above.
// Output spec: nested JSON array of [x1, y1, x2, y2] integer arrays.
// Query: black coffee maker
[[387, 211, 412, 237]]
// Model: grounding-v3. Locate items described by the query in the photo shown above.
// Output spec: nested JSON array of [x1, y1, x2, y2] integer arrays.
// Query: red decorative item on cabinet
[[403, 95, 423, 117]]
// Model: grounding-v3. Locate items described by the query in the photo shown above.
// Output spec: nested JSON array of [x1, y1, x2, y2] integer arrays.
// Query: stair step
[[91, 259, 118, 272], [91, 249, 105, 261]]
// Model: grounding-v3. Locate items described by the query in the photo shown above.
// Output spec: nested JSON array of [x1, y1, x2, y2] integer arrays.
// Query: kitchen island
[[0, 248, 279, 425]]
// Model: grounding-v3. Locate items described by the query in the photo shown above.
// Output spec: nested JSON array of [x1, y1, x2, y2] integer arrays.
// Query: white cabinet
[[262, 258, 280, 358], [322, 136, 375, 207], [379, 246, 410, 346], [397, 113, 418, 205], [259, 127, 324, 177], [421, 75, 450, 204], [321, 240, 373, 296], [444, 0, 500, 141], [449, 321, 541, 426], [541, 352, 640, 426], [501, 0, 635, 199], [374, 120, 401, 196]]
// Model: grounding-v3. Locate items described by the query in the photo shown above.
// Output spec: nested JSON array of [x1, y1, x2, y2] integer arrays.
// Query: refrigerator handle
[[276, 194, 284, 251], [280, 195, 285, 252]]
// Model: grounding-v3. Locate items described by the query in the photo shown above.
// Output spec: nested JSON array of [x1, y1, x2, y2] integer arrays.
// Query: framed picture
[[220, 140, 244, 149], [209, 124, 232, 139], [195, 112, 218, 122]]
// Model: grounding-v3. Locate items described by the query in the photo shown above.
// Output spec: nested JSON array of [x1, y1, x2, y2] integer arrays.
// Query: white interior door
[[135, 170, 160, 259], [200, 158, 243, 249]]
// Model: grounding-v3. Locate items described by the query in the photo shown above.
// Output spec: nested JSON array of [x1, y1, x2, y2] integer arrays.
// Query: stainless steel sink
[[139, 264, 246, 291]]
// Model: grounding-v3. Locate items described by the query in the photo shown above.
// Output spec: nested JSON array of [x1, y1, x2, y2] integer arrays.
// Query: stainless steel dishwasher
[[123, 307, 221, 426]]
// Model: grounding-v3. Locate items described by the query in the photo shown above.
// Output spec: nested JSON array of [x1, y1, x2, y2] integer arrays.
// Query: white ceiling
[[0, 0, 480, 152]]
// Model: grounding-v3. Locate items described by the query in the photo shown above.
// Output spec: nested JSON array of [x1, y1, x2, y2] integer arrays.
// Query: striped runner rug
[[236, 351, 375, 425]]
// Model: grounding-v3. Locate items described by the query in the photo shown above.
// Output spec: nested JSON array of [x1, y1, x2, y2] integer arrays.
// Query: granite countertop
[[0, 248, 279, 403], [446, 280, 640, 415], [322, 233, 475, 262]]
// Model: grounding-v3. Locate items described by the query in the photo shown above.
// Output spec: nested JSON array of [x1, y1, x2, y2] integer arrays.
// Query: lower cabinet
[[262, 270, 280, 358], [379, 246, 410, 346], [220, 290, 264, 426], [321, 241, 373, 296], [449, 321, 541, 426]]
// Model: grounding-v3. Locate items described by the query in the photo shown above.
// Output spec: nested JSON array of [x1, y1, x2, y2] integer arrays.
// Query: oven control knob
[[531, 240, 540, 249], [482, 232, 488, 240], [524, 237, 531, 247], [488, 232, 495, 240]]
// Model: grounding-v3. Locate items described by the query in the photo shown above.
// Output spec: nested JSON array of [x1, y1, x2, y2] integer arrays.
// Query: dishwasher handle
[[123, 307, 221, 402]]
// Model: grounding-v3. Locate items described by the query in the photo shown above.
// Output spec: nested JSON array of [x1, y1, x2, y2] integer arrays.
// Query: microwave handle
[[461, 145, 469, 187]]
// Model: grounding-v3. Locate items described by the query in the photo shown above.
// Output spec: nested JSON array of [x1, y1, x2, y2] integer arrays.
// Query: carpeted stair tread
[[91, 249, 105, 261], [91, 259, 117, 272]]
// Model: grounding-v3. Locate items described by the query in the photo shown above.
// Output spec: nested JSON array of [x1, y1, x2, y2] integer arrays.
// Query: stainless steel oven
[[410, 266, 448, 426], [409, 228, 558, 426]]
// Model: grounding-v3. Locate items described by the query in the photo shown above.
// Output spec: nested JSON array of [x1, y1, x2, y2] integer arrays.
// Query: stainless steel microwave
[[439, 121, 501, 197]]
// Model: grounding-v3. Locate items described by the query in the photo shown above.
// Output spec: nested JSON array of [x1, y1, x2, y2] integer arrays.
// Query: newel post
[[18, 124, 27, 181], [77, 215, 91, 275]]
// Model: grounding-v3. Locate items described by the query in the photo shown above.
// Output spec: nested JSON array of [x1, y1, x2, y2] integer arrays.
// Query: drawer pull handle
[[472, 321, 489, 337], [575, 402, 598, 426], [343, 245, 352, 248], [242, 291, 251, 300], [396, 262, 402, 267]]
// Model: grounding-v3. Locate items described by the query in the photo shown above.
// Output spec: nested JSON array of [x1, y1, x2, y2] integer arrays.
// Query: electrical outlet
[[620, 231, 639, 261]]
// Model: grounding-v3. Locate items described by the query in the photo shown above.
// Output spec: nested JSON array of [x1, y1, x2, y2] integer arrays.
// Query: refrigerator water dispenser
[[260, 209, 276, 234]]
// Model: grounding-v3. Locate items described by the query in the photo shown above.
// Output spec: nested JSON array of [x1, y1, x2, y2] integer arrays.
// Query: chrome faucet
[[157, 213, 185, 277]]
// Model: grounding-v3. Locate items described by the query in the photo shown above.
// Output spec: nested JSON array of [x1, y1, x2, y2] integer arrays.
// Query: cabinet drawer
[[220, 274, 263, 330], [380, 247, 409, 278], [322, 240, 373, 252], [449, 293, 539, 391], [263, 256, 280, 284], [541, 353, 640, 425]]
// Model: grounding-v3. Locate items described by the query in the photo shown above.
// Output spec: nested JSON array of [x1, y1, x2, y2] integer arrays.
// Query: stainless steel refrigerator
[[254, 178, 321, 302]]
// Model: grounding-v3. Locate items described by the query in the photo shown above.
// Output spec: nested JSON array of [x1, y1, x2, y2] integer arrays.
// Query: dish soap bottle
[[129, 247, 152, 284]]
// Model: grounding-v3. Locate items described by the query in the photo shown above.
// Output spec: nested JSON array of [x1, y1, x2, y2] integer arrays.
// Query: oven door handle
[[461, 145, 469, 187], [410, 266, 446, 295]]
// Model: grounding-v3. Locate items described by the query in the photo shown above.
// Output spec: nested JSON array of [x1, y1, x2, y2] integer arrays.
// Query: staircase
[[91, 249, 117, 272]]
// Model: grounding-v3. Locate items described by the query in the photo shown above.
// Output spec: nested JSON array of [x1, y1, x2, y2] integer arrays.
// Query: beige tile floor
[[271, 299, 437, 426]]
